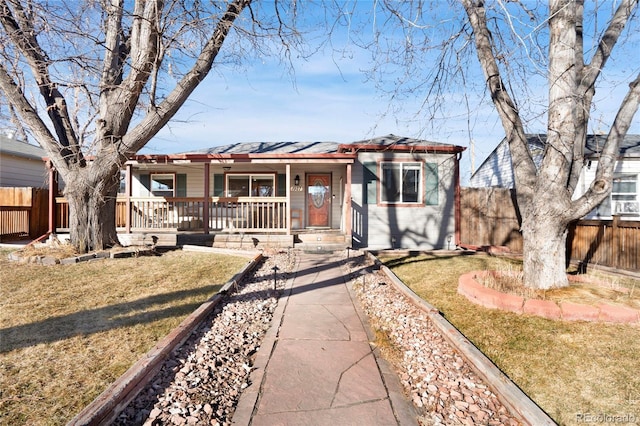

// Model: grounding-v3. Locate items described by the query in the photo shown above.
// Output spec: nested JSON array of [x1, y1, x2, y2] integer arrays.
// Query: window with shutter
[[380, 161, 425, 205]]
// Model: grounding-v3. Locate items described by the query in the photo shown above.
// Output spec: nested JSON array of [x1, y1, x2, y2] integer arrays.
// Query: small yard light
[[294, 175, 300, 186], [271, 265, 279, 291], [447, 235, 452, 250]]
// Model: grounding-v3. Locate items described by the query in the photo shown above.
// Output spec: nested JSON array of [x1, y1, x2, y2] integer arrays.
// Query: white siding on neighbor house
[[468, 141, 514, 188], [351, 151, 458, 250], [0, 154, 48, 188], [575, 158, 640, 220]]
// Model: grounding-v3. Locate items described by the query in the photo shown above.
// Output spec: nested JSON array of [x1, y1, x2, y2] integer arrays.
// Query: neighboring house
[[469, 134, 640, 220], [53, 134, 466, 250], [0, 133, 48, 188]]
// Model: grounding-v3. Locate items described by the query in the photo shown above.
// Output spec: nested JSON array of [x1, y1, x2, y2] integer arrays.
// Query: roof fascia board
[[131, 152, 357, 163]]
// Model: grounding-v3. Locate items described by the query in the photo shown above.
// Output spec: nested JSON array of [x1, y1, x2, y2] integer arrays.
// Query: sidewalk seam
[[341, 259, 419, 426]]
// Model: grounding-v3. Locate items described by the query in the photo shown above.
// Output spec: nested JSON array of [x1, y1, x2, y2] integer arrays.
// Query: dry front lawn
[[0, 249, 248, 426], [379, 252, 640, 426]]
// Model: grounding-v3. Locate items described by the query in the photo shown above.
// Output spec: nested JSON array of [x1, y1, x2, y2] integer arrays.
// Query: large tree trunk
[[64, 168, 120, 253], [520, 211, 571, 289]]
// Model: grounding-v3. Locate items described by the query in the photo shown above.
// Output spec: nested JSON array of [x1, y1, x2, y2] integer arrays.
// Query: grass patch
[[0, 248, 248, 426], [378, 252, 640, 426]]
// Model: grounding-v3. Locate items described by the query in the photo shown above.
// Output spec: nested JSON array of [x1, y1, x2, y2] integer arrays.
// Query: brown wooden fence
[[460, 187, 523, 252], [568, 218, 639, 271], [460, 187, 640, 272], [0, 187, 49, 240]]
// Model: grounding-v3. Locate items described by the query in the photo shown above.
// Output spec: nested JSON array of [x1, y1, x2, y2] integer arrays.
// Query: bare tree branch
[[462, 0, 536, 201], [0, 0, 80, 161]]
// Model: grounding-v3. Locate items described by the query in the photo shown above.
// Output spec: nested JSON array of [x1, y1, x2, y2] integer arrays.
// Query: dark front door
[[307, 173, 331, 227]]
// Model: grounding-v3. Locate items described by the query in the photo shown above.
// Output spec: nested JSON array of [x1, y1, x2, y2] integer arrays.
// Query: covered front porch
[[50, 146, 355, 248]]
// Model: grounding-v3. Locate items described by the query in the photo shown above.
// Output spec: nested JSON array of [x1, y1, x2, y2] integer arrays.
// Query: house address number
[[291, 186, 303, 192]]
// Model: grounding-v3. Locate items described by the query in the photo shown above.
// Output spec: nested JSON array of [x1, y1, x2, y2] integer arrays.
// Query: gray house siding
[[0, 155, 48, 188], [0, 136, 48, 188], [351, 151, 458, 250]]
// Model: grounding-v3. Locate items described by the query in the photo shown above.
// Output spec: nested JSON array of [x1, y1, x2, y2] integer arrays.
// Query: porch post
[[345, 163, 352, 246], [286, 163, 291, 235], [203, 162, 210, 234], [47, 160, 56, 234], [125, 163, 132, 233]]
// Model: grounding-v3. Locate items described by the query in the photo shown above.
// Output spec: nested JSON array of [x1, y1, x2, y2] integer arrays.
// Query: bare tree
[[0, 0, 302, 252], [465, 0, 639, 288], [351, 0, 639, 288]]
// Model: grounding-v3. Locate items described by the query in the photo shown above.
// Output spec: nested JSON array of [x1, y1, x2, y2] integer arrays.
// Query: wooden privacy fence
[[460, 187, 522, 252], [0, 187, 48, 240], [568, 218, 639, 271], [461, 187, 640, 272]]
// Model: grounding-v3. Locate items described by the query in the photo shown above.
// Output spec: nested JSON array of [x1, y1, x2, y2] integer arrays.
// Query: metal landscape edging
[[366, 252, 556, 426], [67, 251, 263, 426]]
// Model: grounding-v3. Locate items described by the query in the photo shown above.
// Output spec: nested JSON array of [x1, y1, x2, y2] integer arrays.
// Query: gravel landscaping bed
[[112, 250, 295, 426], [344, 251, 522, 426], [110, 249, 523, 425]]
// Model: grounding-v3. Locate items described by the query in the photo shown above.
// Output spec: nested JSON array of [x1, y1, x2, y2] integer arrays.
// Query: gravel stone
[[111, 248, 522, 426], [344, 250, 522, 426], [113, 249, 295, 426]]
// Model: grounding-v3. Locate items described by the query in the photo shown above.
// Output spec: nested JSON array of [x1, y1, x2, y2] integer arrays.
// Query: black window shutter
[[213, 174, 224, 196], [140, 174, 151, 196], [176, 174, 187, 197], [277, 174, 286, 196], [424, 163, 438, 205]]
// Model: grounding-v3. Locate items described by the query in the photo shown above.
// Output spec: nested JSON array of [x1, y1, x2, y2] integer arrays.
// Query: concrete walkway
[[233, 252, 417, 426]]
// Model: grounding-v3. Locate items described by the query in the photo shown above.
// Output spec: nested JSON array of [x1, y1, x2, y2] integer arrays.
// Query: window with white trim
[[150, 173, 175, 197], [226, 174, 275, 197], [611, 175, 639, 215], [594, 174, 639, 218], [381, 162, 422, 204]]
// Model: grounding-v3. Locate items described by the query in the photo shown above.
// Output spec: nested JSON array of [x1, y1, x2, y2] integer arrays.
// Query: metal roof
[[184, 141, 340, 155], [180, 134, 464, 156], [348, 133, 461, 149]]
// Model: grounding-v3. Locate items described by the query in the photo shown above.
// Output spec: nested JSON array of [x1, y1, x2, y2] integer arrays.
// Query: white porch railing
[[55, 197, 289, 232]]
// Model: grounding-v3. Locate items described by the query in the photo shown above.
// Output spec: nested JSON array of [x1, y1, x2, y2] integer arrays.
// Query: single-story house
[[52, 134, 466, 249], [469, 134, 640, 220], [0, 133, 48, 188]]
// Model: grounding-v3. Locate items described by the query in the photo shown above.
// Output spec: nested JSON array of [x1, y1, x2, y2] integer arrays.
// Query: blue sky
[[143, 3, 640, 185]]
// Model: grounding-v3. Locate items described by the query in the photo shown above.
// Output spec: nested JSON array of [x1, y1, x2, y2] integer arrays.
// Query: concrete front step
[[119, 232, 178, 247], [294, 242, 350, 253], [295, 232, 349, 244], [212, 234, 294, 249]]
